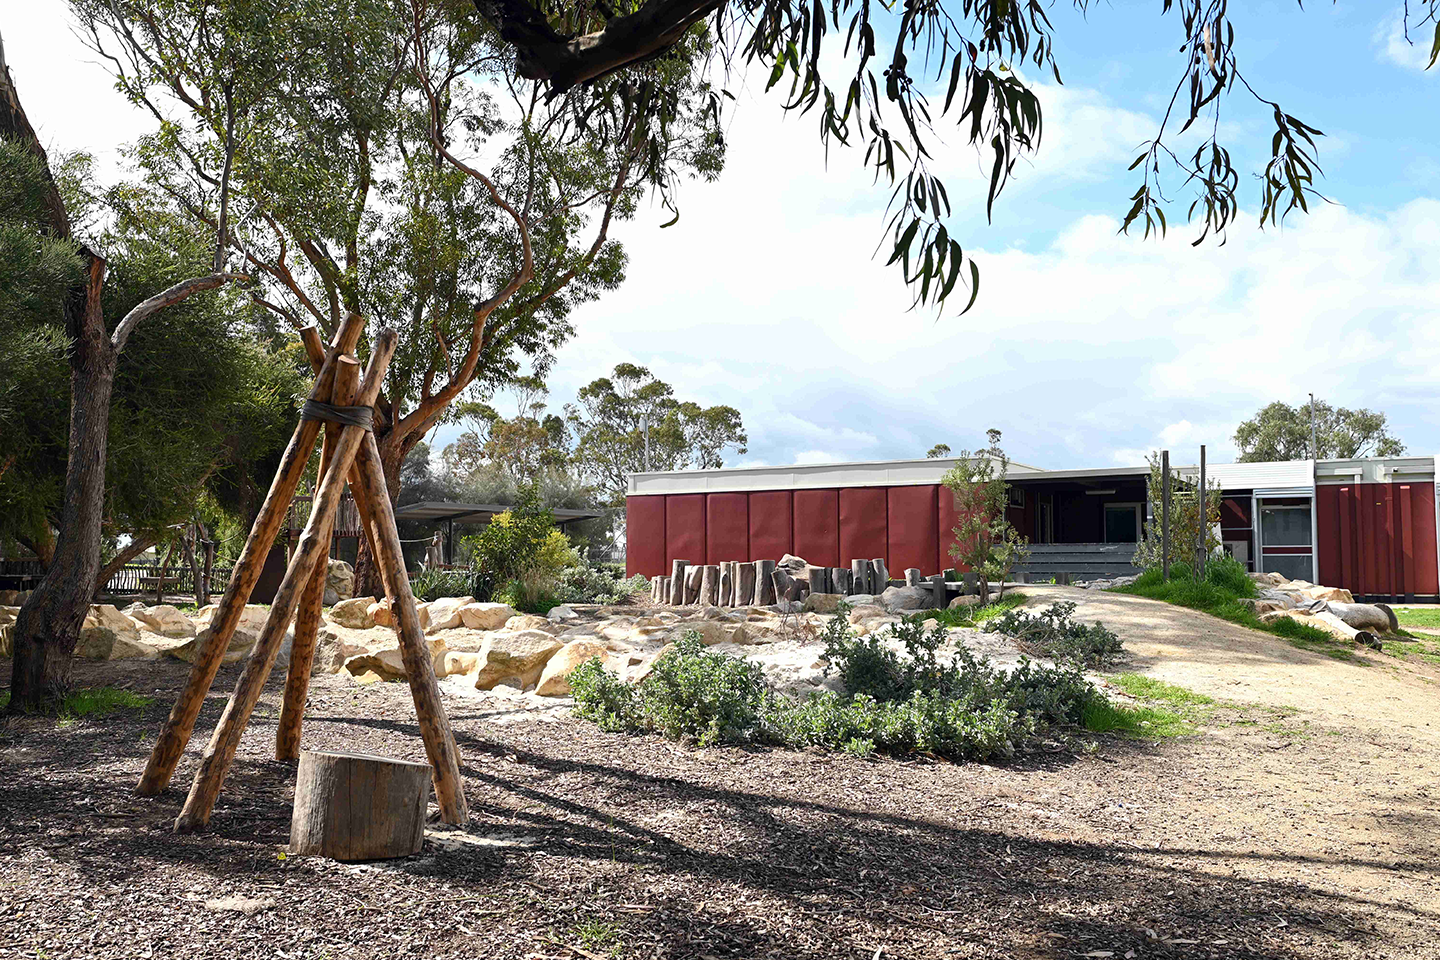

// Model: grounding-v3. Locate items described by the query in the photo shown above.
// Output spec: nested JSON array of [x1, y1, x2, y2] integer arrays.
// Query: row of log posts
[[139, 320, 468, 835], [649, 556, 904, 608]]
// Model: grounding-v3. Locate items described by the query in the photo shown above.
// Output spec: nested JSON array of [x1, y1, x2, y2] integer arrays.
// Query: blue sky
[[7, 3, 1437, 471]]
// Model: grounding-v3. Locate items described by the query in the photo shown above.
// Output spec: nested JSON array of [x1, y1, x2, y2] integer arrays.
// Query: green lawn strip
[[1112, 574, 1362, 663], [1381, 634, 1440, 664], [1086, 673, 1214, 739], [0, 687, 151, 718], [909, 591, 1028, 629], [1392, 607, 1440, 631]]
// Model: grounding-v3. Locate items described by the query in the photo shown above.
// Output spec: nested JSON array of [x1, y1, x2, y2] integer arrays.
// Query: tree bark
[[8, 259, 112, 712], [352, 426, 407, 601], [93, 533, 159, 597]]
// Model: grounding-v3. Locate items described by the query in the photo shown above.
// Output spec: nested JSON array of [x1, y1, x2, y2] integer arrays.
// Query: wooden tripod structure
[[136, 314, 468, 833]]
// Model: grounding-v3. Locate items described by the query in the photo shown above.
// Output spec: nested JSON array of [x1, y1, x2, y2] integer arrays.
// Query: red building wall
[[1318, 482, 1438, 598], [793, 489, 841, 568], [748, 491, 792, 563]]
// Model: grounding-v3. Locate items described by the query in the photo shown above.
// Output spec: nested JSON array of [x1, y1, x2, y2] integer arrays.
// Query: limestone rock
[[678, 620, 750, 646], [438, 650, 483, 679], [328, 597, 376, 629], [535, 639, 608, 696], [547, 604, 579, 622], [847, 603, 886, 624], [323, 559, 354, 606], [458, 601, 515, 631], [424, 596, 475, 632], [880, 585, 930, 612], [1303, 585, 1354, 604], [473, 630, 564, 691], [776, 554, 808, 573], [801, 593, 845, 615], [846, 594, 876, 606], [168, 603, 281, 665], [368, 597, 393, 627], [948, 595, 982, 610]]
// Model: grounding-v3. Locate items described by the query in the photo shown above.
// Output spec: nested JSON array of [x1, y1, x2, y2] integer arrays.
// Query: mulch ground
[[1, 657, 1434, 960]]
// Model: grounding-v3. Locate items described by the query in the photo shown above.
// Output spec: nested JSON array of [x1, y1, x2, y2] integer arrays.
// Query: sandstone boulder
[[802, 592, 845, 615], [438, 650, 483, 679], [323, 559, 354, 606], [328, 597, 376, 629], [678, 620, 749, 646], [127, 603, 197, 639], [424, 596, 475, 632], [473, 630, 563, 691], [1302, 585, 1354, 604], [342, 632, 448, 682], [847, 603, 886, 624], [547, 604, 579, 622], [368, 597, 394, 627], [535, 639, 608, 696], [458, 601, 516, 630], [168, 603, 279, 665], [948, 594, 982, 610], [505, 613, 563, 634], [880, 585, 930, 612]]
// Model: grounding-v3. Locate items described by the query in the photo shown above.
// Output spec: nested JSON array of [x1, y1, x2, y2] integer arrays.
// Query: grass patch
[[1112, 559, 1361, 662], [1381, 635, 1440, 664], [0, 687, 152, 718], [910, 591, 1027, 629], [1392, 607, 1440, 631], [1109, 673, 1215, 710], [1086, 673, 1215, 739]]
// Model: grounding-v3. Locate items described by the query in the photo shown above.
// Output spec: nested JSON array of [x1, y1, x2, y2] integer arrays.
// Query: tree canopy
[[1233, 400, 1406, 463], [566, 362, 746, 504], [463, 0, 1440, 311]]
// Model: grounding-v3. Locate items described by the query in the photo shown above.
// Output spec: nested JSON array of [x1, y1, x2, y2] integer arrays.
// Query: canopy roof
[[393, 501, 605, 526]]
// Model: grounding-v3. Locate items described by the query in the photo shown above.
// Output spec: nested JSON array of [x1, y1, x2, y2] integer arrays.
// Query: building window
[[1259, 505, 1312, 546], [1008, 487, 1024, 508], [1104, 503, 1142, 543]]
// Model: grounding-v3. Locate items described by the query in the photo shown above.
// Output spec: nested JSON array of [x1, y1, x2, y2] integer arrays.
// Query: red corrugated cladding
[[625, 496, 666, 578], [887, 485, 939, 575], [1318, 482, 1438, 598], [748, 491, 792, 562], [793, 489, 840, 568], [839, 487, 888, 568], [705, 493, 749, 564], [664, 494, 706, 570]]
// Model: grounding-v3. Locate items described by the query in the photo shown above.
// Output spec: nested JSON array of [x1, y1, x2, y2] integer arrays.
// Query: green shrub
[[989, 601, 1124, 669], [462, 488, 579, 610], [557, 561, 649, 605], [570, 612, 1112, 761], [409, 566, 478, 603]]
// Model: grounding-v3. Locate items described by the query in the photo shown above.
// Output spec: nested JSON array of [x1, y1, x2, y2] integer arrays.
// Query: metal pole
[[1309, 392, 1318, 461], [1198, 444, 1207, 573], [1161, 450, 1171, 582]]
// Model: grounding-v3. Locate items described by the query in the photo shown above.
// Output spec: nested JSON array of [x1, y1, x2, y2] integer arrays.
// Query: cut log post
[[669, 561, 688, 605], [175, 335, 396, 833], [905, 568, 923, 586], [872, 559, 890, 590], [805, 565, 829, 595], [351, 429, 468, 826], [699, 565, 720, 606], [687, 565, 704, 604], [719, 564, 733, 606], [737, 562, 756, 606], [731, 561, 745, 605], [289, 750, 430, 861], [139, 313, 365, 797], [771, 569, 793, 604], [929, 574, 947, 610], [830, 567, 848, 596], [851, 559, 869, 595], [754, 560, 777, 604], [277, 355, 360, 762]]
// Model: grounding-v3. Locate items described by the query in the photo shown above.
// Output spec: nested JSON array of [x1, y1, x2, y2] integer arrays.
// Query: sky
[[4, 3, 1437, 473]]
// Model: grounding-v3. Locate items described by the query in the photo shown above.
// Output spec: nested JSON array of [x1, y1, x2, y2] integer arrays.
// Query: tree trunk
[[9, 262, 115, 712], [353, 427, 406, 601], [94, 533, 159, 596], [289, 750, 431, 861]]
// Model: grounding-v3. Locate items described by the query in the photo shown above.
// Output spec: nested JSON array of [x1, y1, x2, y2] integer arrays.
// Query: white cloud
[[1377, 10, 1439, 72]]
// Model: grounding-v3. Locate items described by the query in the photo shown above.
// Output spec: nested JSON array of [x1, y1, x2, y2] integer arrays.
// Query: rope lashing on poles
[[300, 400, 374, 430]]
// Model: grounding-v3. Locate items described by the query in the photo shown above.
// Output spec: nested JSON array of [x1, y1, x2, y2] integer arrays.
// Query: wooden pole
[[754, 560, 777, 604], [699, 565, 720, 606], [737, 562, 756, 606], [1161, 449, 1171, 582], [297, 323, 393, 602], [668, 560, 688, 606], [1198, 444, 1207, 574], [851, 559, 868, 595], [351, 430, 468, 825], [276, 356, 359, 761], [174, 335, 395, 832], [137, 316, 365, 797]]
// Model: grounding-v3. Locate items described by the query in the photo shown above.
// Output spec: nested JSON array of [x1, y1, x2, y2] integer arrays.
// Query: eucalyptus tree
[[566, 362, 746, 505], [2, 50, 248, 711], [464, 0, 1440, 310], [79, 0, 723, 595]]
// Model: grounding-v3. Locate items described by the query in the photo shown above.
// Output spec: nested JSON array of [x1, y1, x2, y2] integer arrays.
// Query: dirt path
[[1015, 584, 1440, 742]]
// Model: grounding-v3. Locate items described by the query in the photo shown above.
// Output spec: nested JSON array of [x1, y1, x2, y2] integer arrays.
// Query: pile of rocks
[[1243, 572, 1396, 648]]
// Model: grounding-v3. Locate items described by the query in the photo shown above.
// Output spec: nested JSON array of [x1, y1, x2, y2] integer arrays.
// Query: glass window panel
[[1263, 552, 1313, 582], [1260, 505, 1311, 546], [1105, 505, 1139, 543]]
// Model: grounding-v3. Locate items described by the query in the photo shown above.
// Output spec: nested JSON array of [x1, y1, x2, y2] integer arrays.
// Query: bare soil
[[2, 591, 1438, 960]]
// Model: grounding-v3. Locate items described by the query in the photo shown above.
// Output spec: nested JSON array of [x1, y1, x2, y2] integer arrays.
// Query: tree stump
[[851, 559, 869, 594], [669, 561, 689, 605], [871, 558, 890, 590], [754, 560, 777, 604], [289, 750, 431, 861], [905, 568, 923, 586], [737, 562, 756, 606]]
